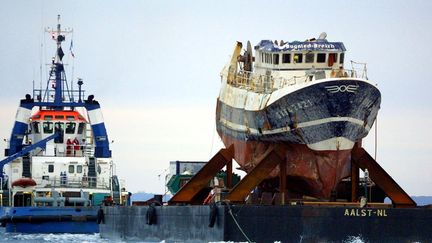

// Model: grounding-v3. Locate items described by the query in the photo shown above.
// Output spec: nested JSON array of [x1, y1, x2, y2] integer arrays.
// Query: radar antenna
[[318, 32, 327, 40]]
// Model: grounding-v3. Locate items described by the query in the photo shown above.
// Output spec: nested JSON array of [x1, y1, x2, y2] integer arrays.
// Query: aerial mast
[[54, 14, 64, 107], [44, 14, 73, 109]]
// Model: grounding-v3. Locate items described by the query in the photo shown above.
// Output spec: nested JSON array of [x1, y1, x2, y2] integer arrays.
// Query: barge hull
[[100, 205, 432, 243]]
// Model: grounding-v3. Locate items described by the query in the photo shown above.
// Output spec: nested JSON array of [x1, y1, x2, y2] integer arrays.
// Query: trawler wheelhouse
[[255, 39, 345, 72], [224, 33, 369, 96]]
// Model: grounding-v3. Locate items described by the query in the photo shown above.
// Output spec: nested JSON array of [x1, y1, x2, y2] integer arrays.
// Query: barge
[[100, 34, 432, 242]]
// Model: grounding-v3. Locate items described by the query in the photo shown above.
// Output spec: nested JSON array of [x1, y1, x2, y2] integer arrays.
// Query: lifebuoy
[[11, 178, 36, 187]]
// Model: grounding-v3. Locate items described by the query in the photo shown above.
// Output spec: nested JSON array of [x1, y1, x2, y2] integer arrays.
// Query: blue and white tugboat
[[0, 15, 127, 233]]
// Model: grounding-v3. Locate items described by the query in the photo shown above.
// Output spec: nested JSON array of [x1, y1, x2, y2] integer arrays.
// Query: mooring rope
[[226, 203, 253, 243]]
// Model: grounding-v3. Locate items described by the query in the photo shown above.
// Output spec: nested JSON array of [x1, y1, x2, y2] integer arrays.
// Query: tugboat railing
[[33, 176, 110, 190]]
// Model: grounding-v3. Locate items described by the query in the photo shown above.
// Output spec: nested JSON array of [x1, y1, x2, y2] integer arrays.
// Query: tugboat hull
[[0, 207, 99, 233]]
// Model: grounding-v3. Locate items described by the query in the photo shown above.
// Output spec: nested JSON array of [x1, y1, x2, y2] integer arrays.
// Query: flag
[[70, 39, 75, 58]]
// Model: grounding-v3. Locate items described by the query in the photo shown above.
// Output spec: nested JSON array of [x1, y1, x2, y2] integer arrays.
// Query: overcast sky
[[0, 0, 431, 195]]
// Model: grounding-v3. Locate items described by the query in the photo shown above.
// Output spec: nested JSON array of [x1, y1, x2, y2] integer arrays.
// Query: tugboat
[[0, 15, 127, 233], [216, 33, 381, 199]]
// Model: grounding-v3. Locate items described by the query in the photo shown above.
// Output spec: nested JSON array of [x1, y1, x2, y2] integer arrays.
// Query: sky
[[0, 0, 431, 196]]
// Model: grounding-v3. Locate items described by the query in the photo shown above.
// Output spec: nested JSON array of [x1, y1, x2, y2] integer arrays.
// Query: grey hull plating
[[217, 79, 381, 145]]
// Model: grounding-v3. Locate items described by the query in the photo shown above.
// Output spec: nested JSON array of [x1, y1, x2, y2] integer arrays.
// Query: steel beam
[[226, 159, 233, 189], [279, 158, 287, 205], [351, 146, 416, 208], [351, 161, 359, 202], [225, 145, 284, 203], [169, 145, 234, 204]]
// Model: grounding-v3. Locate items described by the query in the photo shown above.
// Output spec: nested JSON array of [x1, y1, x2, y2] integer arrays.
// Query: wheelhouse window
[[44, 115, 53, 120], [43, 122, 54, 134], [32, 122, 40, 134], [48, 164, 54, 173], [55, 115, 64, 120], [65, 122, 76, 134], [273, 54, 279, 65], [282, 53, 291, 63], [66, 115, 75, 121], [339, 53, 345, 64], [54, 122, 65, 143], [265, 53, 271, 64], [293, 53, 303, 63], [317, 53, 326, 63], [330, 53, 338, 63], [77, 165, 83, 174], [305, 53, 314, 63], [77, 123, 86, 135], [68, 165, 75, 173]]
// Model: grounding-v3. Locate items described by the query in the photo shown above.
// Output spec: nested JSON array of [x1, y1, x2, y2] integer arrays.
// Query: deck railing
[[224, 62, 368, 93], [33, 176, 110, 190]]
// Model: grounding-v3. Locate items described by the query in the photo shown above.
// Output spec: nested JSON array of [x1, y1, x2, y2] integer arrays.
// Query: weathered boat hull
[[216, 79, 381, 198]]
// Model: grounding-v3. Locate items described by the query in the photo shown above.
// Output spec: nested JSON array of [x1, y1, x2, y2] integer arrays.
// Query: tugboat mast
[[43, 14, 73, 109], [54, 14, 64, 107]]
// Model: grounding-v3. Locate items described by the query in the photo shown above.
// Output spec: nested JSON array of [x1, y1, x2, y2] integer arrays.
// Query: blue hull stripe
[[8, 121, 28, 154]]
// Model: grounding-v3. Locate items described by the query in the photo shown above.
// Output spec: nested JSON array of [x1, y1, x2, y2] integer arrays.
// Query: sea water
[[0, 228, 106, 243], [0, 228, 366, 243]]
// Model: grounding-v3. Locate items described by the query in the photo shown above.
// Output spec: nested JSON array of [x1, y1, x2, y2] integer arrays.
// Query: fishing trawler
[[0, 15, 127, 233], [216, 33, 381, 199]]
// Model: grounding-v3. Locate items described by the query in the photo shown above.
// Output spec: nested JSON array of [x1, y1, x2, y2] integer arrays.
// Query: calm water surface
[[0, 228, 365, 243]]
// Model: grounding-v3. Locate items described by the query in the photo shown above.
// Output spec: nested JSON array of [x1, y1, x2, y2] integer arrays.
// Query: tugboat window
[[294, 53, 303, 63], [43, 122, 54, 134], [340, 53, 345, 64], [65, 122, 76, 134], [317, 53, 326, 63], [55, 115, 64, 120], [44, 115, 53, 120], [66, 115, 75, 121], [54, 122, 65, 143], [305, 53, 315, 63], [77, 165, 83, 173], [282, 54, 291, 63], [273, 54, 279, 65], [32, 122, 40, 134], [69, 165, 75, 173], [77, 123, 86, 134], [48, 164, 54, 173]]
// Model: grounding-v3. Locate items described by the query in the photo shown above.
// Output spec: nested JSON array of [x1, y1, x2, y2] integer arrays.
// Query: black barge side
[[100, 204, 432, 243]]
